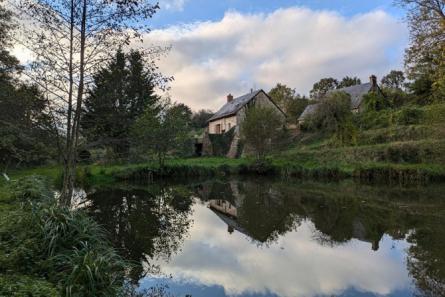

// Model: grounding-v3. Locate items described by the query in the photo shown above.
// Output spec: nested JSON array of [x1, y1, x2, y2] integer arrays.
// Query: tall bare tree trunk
[[60, 0, 87, 207], [60, 0, 75, 206]]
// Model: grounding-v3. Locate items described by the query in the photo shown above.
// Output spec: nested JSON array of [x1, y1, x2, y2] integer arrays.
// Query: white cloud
[[144, 203, 411, 297], [161, 0, 188, 11], [145, 7, 408, 111]]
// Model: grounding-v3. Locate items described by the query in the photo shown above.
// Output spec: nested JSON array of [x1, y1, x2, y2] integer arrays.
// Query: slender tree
[[240, 106, 288, 161], [14, 0, 166, 205]]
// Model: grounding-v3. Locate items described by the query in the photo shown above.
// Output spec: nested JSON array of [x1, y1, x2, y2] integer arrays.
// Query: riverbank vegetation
[[0, 176, 128, 296]]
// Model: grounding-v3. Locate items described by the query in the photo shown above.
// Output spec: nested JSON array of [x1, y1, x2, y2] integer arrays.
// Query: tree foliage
[[82, 50, 159, 159], [0, 2, 55, 171], [132, 99, 192, 168], [381, 70, 406, 90], [310, 77, 339, 99], [240, 106, 288, 160], [269, 83, 309, 124], [338, 76, 362, 89], [268, 83, 296, 110], [191, 109, 214, 129], [396, 0, 445, 100], [15, 0, 164, 205]]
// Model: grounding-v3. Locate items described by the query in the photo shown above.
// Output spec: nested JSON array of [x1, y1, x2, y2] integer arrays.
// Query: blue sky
[[152, 0, 404, 29]]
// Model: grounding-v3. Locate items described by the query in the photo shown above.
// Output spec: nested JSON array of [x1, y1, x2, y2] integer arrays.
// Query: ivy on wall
[[208, 127, 236, 156]]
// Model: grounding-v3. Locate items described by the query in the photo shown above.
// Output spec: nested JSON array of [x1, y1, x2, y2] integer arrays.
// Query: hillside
[[272, 103, 445, 181]]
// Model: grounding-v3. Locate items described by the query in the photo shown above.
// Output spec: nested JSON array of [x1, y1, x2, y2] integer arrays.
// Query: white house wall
[[208, 115, 237, 134]]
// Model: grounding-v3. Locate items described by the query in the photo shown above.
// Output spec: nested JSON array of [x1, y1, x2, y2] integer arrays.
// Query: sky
[[142, 0, 409, 111]]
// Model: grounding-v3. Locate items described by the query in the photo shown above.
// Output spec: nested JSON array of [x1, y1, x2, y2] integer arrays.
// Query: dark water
[[83, 178, 445, 297]]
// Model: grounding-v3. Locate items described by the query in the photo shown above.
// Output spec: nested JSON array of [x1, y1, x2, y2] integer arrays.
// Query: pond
[[83, 178, 445, 297]]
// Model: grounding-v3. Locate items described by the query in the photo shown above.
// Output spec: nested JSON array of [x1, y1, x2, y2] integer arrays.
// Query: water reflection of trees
[[86, 185, 193, 282], [86, 179, 445, 296], [195, 179, 445, 296]]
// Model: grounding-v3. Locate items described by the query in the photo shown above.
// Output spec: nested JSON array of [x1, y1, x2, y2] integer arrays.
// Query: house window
[[228, 123, 231, 129], [215, 124, 221, 134]]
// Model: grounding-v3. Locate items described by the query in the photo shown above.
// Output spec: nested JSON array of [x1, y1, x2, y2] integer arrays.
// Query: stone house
[[202, 89, 286, 158], [298, 75, 384, 124]]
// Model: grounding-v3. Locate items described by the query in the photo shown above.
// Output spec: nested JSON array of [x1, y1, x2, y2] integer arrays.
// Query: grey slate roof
[[208, 90, 262, 122], [333, 82, 372, 109], [298, 103, 320, 121], [298, 82, 373, 121]]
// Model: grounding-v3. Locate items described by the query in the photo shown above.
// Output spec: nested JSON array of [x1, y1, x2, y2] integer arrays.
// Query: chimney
[[227, 94, 234, 103], [370, 75, 377, 89]]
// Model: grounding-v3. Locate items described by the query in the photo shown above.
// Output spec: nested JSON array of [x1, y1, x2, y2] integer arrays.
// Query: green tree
[[396, 0, 445, 100], [338, 76, 361, 89], [381, 70, 406, 90], [132, 99, 192, 168], [268, 83, 296, 111], [0, 1, 21, 80], [191, 109, 214, 129], [310, 77, 339, 99], [0, 2, 55, 171], [82, 50, 159, 159], [285, 95, 309, 125], [240, 106, 288, 161], [269, 83, 309, 124]]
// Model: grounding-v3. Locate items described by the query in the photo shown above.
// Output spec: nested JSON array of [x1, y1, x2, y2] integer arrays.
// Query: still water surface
[[83, 178, 445, 297]]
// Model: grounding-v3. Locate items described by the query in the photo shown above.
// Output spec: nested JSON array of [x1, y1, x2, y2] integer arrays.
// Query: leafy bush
[[395, 106, 424, 125], [305, 92, 352, 132], [423, 103, 445, 124], [384, 144, 422, 163], [363, 91, 391, 111], [305, 92, 357, 145], [0, 275, 59, 297], [355, 110, 393, 129]]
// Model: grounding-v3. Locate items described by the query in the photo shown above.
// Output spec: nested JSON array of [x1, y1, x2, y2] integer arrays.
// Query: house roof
[[332, 82, 372, 109], [298, 103, 321, 121], [298, 82, 374, 121], [208, 90, 263, 122]]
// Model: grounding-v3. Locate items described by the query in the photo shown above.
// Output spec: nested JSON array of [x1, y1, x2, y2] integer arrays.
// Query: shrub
[[363, 91, 391, 111], [395, 106, 424, 125], [305, 92, 357, 145], [305, 92, 352, 132], [385, 144, 421, 163], [356, 110, 393, 129], [0, 275, 59, 297], [0, 176, 128, 297]]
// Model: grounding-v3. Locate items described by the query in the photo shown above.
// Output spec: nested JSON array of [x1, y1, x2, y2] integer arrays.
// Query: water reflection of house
[[208, 199, 251, 237], [209, 200, 237, 218], [352, 219, 383, 251]]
